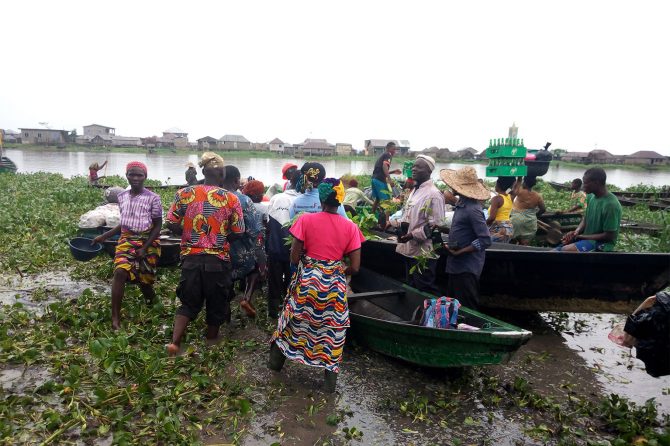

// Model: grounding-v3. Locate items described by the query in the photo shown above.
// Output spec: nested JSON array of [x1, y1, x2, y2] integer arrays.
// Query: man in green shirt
[[558, 167, 622, 252]]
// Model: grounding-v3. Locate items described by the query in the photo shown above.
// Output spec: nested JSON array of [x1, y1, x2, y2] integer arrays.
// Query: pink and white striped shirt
[[118, 189, 162, 233]]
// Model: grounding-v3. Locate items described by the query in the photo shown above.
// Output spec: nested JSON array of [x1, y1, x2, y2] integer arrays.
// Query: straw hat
[[199, 152, 225, 169], [185, 162, 195, 168], [439, 167, 490, 201]]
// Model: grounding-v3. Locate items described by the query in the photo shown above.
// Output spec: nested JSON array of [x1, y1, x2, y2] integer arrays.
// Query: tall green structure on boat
[[485, 123, 527, 177]]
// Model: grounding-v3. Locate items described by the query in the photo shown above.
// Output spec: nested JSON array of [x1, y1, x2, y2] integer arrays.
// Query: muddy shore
[[2, 271, 668, 445]]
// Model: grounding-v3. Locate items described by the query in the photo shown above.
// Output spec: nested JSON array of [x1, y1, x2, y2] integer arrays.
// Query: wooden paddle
[[537, 220, 563, 245]]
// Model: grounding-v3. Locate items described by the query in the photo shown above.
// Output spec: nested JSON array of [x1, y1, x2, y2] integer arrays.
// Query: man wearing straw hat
[[439, 166, 492, 309], [390, 155, 444, 292]]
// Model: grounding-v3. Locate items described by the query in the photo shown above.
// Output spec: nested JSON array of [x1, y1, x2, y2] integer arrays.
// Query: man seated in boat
[[557, 168, 622, 252], [389, 155, 445, 292], [557, 178, 588, 214]]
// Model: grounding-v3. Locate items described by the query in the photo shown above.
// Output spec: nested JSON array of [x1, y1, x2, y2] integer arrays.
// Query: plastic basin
[[525, 160, 551, 177], [69, 237, 103, 261]]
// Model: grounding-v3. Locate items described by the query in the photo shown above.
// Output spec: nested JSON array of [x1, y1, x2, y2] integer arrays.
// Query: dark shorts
[[176, 255, 232, 326]]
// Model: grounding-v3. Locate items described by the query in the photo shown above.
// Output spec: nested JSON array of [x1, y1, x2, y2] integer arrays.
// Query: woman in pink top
[[269, 178, 365, 392]]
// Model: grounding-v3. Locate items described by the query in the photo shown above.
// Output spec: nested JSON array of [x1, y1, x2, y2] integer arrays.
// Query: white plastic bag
[[78, 210, 106, 228]]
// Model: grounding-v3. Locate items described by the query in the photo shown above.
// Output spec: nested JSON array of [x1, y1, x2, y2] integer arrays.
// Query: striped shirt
[[118, 189, 163, 233]]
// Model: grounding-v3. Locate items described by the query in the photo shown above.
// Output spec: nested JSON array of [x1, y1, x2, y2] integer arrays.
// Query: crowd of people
[[90, 144, 623, 391]]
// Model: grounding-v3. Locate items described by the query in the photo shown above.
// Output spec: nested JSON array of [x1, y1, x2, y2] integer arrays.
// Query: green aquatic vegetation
[[0, 287, 255, 444], [0, 173, 104, 272]]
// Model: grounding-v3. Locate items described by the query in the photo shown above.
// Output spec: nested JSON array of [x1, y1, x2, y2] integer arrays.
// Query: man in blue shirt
[[289, 162, 348, 219], [440, 167, 492, 309]]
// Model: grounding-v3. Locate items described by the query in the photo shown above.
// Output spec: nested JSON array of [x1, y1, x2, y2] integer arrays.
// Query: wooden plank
[[348, 289, 404, 302]]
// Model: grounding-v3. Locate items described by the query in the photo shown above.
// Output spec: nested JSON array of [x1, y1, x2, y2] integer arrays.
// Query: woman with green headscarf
[[268, 178, 365, 393]]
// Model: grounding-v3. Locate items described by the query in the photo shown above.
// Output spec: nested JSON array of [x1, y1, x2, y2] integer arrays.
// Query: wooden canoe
[[617, 197, 640, 207], [539, 212, 582, 230], [539, 215, 661, 236], [612, 190, 670, 200], [0, 157, 17, 173], [360, 234, 670, 314], [647, 202, 670, 212], [619, 221, 663, 236], [547, 181, 571, 191], [348, 268, 532, 368]]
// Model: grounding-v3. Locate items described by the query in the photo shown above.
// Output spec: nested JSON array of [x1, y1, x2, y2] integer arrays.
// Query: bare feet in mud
[[205, 335, 224, 347], [240, 300, 256, 318], [166, 343, 180, 357]]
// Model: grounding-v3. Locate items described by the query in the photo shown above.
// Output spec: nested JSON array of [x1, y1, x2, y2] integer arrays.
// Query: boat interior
[[349, 269, 507, 331]]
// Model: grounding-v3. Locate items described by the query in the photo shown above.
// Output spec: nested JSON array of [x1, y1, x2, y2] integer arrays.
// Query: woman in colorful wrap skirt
[[510, 176, 546, 245], [94, 161, 162, 330], [268, 178, 365, 392]]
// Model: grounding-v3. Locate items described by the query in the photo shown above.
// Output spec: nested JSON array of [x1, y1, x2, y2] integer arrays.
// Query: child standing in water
[[93, 161, 163, 329]]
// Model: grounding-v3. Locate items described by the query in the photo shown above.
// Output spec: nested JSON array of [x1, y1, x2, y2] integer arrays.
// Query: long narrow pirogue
[[348, 267, 532, 368], [361, 232, 670, 314], [0, 156, 17, 173]]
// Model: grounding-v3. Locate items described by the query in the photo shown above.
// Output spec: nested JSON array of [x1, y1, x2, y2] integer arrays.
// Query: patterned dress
[[114, 189, 163, 285], [271, 212, 365, 373]]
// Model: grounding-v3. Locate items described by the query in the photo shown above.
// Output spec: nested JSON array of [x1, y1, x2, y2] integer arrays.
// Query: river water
[[6, 149, 670, 188]]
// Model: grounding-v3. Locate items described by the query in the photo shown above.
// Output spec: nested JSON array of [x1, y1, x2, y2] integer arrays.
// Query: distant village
[[2, 124, 668, 166]]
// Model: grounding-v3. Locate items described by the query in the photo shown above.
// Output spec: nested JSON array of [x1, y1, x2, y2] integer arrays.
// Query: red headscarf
[[126, 161, 147, 175], [242, 179, 265, 197]]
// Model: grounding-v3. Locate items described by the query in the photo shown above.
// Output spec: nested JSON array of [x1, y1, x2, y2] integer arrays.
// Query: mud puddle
[[211, 322, 598, 445], [0, 365, 52, 393], [218, 309, 669, 445], [546, 312, 670, 410], [0, 271, 105, 313]]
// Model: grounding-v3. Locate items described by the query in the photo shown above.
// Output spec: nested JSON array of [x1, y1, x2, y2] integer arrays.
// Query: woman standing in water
[[268, 178, 364, 392]]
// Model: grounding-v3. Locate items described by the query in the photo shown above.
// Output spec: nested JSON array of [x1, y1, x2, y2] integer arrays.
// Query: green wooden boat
[[0, 157, 17, 173], [348, 268, 532, 368]]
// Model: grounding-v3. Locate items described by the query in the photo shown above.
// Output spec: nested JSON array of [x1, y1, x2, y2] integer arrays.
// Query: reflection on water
[[557, 312, 670, 410], [6, 149, 670, 188]]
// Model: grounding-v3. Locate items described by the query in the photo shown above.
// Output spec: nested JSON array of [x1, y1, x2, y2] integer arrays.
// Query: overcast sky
[[1, 1, 669, 155]]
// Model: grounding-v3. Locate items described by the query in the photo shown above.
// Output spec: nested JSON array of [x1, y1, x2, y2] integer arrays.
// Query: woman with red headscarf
[[239, 179, 268, 317], [93, 161, 163, 330]]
